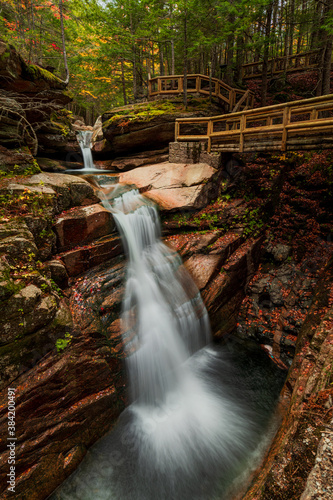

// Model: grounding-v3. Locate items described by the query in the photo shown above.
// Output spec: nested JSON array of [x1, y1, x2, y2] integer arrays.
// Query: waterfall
[[51, 185, 279, 500], [111, 190, 211, 405], [77, 130, 94, 170]]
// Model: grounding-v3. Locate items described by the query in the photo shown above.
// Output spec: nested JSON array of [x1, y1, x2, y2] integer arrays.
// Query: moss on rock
[[23, 63, 65, 88]]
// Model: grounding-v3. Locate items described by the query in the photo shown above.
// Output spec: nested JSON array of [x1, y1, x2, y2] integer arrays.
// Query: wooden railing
[[148, 74, 254, 111], [175, 94, 333, 153], [241, 50, 320, 80]]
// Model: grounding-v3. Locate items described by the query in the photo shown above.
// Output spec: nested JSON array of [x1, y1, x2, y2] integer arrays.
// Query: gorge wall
[[0, 43, 332, 499]]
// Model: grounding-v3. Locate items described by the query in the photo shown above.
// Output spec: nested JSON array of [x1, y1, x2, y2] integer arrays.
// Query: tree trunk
[[171, 39, 175, 75], [235, 36, 244, 85], [121, 58, 127, 105], [296, 0, 307, 54], [321, 0, 333, 96], [59, 0, 69, 84], [225, 19, 235, 86], [159, 43, 164, 76], [310, 0, 323, 50], [183, 0, 188, 109], [261, 2, 273, 106], [288, 0, 295, 56], [29, 1, 35, 63]]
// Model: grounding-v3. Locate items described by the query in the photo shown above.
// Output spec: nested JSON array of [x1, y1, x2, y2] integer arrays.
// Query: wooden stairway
[[148, 74, 254, 113], [175, 94, 333, 154]]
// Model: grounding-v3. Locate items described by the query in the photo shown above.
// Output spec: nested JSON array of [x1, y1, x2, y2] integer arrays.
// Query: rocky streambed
[[0, 149, 332, 499]]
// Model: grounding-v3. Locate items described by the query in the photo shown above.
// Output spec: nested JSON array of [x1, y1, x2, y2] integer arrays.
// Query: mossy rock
[[23, 63, 66, 89], [102, 100, 180, 128], [0, 300, 73, 389]]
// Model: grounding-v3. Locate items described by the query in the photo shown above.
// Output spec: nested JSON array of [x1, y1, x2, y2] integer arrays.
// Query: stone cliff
[[0, 41, 77, 163], [0, 74, 332, 499]]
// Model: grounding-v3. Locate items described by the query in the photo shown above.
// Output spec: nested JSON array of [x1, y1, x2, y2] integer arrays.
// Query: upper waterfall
[[77, 130, 94, 170]]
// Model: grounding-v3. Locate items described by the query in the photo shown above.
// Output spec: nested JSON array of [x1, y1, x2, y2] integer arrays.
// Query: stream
[[50, 171, 286, 500]]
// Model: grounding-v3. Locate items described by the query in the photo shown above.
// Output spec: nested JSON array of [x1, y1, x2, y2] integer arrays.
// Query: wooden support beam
[[207, 120, 213, 153], [175, 121, 180, 142], [239, 115, 246, 153]]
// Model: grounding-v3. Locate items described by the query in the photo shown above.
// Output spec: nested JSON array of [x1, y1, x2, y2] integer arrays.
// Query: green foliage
[[50, 279, 63, 298], [0, 189, 53, 221], [193, 212, 219, 231], [55, 333, 72, 354], [0, 161, 41, 178], [1, 0, 329, 111]]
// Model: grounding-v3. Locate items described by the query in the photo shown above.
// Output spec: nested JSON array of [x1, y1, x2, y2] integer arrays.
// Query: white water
[[51, 186, 282, 500], [77, 130, 94, 170]]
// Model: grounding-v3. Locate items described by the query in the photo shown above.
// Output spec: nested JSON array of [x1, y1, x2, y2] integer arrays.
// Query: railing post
[[239, 114, 246, 153], [281, 106, 290, 151], [311, 108, 318, 120], [230, 90, 236, 110], [175, 121, 180, 142], [207, 120, 212, 153], [196, 76, 200, 92], [158, 78, 162, 93], [178, 77, 183, 93]]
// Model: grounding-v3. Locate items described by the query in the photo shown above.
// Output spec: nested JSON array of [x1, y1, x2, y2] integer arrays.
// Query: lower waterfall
[[51, 186, 284, 500]]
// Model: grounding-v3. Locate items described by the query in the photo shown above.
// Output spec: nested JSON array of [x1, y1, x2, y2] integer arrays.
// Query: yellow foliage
[[80, 89, 97, 99]]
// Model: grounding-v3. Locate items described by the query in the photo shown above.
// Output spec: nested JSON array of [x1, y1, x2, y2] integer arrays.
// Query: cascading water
[[51, 184, 284, 500], [77, 130, 94, 170]]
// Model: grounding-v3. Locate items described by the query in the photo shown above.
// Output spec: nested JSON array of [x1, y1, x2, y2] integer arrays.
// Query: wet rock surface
[[245, 259, 333, 500], [119, 162, 222, 210], [55, 204, 115, 252], [0, 141, 332, 500], [0, 328, 125, 500], [166, 230, 263, 337]]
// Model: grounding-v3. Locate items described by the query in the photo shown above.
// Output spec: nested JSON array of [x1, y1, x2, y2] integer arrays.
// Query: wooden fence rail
[[175, 94, 333, 154], [241, 50, 320, 80], [148, 74, 254, 112]]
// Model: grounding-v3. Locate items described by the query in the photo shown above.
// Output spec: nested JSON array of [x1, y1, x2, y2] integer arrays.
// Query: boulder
[[119, 162, 221, 211], [145, 186, 209, 211], [0, 41, 68, 95], [101, 112, 185, 156], [46, 259, 69, 288], [97, 99, 222, 157], [24, 173, 99, 212], [55, 204, 115, 252], [0, 219, 38, 263], [0, 286, 58, 345], [59, 235, 123, 276], [0, 145, 37, 175]]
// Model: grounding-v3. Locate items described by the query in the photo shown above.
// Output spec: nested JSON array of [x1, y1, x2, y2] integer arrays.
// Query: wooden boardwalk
[[148, 74, 254, 112], [241, 50, 320, 80], [174, 94, 333, 153]]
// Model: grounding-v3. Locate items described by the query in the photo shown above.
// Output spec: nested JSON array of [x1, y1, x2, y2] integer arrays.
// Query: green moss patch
[[23, 63, 64, 87]]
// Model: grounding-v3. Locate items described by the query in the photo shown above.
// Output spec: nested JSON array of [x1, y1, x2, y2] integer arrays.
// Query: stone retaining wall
[[169, 141, 220, 168]]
